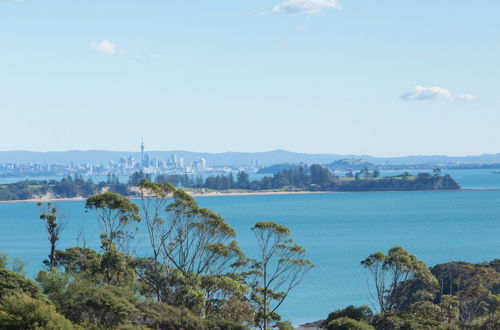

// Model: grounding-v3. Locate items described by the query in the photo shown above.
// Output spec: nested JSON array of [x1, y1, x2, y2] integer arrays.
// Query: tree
[[310, 164, 332, 185], [237, 172, 250, 189], [361, 246, 438, 313], [134, 183, 248, 317], [38, 202, 66, 270], [85, 192, 141, 251], [248, 221, 313, 330], [137, 180, 176, 301], [161, 189, 248, 316]]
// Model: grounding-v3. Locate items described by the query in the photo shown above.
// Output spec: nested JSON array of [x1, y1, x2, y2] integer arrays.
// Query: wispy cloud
[[90, 40, 117, 55], [400, 85, 476, 102], [456, 94, 476, 101], [135, 53, 166, 61], [269, 0, 342, 15]]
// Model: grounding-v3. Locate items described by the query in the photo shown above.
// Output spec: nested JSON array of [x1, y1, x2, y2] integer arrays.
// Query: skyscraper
[[140, 136, 145, 169]]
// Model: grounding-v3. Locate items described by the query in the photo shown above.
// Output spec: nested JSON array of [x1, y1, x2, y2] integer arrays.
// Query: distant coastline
[[0, 166, 462, 202], [3, 188, 499, 205]]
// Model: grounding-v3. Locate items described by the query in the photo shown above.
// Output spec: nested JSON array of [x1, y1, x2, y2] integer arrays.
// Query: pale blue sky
[[0, 0, 499, 156]]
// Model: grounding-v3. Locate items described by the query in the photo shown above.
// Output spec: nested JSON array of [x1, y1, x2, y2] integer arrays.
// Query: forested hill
[[167, 165, 461, 192], [0, 166, 460, 201]]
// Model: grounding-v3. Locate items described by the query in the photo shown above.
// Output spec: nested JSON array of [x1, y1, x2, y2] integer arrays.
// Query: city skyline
[[1, 1, 499, 156]]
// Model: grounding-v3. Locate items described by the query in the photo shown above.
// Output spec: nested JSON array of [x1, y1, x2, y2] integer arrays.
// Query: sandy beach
[[1, 188, 498, 205], [0, 190, 331, 204]]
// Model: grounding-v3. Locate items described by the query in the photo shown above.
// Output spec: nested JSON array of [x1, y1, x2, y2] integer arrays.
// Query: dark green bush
[[0, 294, 80, 330], [326, 317, 374, 330]]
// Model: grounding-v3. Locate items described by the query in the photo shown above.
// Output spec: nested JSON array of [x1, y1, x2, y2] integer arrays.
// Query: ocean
[[0, 170, 499, 325]]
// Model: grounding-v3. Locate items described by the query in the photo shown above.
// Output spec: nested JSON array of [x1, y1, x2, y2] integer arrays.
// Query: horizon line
[[0, 149, 500, 159]]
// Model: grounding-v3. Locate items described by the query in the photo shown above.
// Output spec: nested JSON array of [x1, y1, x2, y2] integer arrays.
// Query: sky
[[0, 0, 499, 157]]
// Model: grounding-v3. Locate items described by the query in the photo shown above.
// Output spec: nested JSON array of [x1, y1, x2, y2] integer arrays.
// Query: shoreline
[[0, 188, 499, 204]]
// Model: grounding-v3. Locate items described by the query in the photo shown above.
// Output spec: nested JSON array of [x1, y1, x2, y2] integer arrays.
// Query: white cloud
[[270, 0, 342, 14], [401, 85, 452, 101], [90, 40, 117, 55], [400, 85, 475, 102], [456, 94, 476, 102]]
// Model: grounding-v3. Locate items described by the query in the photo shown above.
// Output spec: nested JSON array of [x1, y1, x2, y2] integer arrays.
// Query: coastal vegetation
[[317, 247, 500, 330], [0, 165, 460, 202]]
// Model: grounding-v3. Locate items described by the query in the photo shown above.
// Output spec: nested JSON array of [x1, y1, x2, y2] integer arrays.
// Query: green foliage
[[204, 319, 250, 330], [99, 245, 136, 286], [0, 294, 80, 330], [326, 317, 374, 330], [38, 202, 66, 270], [371, 310, 459, 330], [275, 320, 295, 330], [85, 192, 141, 249], [51, 247, 102, 274], [470, 310, 500, 330], [36, 270, 71, 310], [0, 176, 104, 201], [136, 183, 249, 318], [135, 301, 205, 330], [324, 305, 373, 326], [249, 221, 313, 330], [0, 267, 42, 300], [61, 279, 139, 329], [361, 246, 438, 313]]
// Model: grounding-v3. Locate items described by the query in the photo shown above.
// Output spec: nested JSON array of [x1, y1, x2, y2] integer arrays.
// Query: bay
[[1, 189, 500, 325]]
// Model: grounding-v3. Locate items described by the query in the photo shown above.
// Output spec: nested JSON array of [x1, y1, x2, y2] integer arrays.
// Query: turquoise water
[[1, 189, 500, 325]]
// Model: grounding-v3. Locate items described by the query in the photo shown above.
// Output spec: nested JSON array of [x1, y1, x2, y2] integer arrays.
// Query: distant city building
[[127, 156, 135, 168], [144, 153, 151, 168]]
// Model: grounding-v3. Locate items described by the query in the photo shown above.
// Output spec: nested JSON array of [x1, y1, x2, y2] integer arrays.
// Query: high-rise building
[[119, 157, 127, 170], [141, 136, 145, 168], [171, 154, 178, 167], [144, 153, 151, 168], [127, 156, 135, 168]]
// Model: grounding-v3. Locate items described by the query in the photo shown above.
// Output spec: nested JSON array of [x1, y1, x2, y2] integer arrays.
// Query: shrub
[[0, 267, 42, 299], [61, 280, 138, 329], [136, 301, 205, 330], [324, 305, 373, 326], [205, 319, 250, 330], [326, 317, 374, 330], [0, 294, 80, 330]]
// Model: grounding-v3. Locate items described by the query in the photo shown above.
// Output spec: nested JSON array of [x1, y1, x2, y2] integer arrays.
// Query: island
[[0, 165, 460, 202]]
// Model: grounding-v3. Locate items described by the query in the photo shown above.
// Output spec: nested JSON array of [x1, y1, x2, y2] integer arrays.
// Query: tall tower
[[140, 135, 145, 168]]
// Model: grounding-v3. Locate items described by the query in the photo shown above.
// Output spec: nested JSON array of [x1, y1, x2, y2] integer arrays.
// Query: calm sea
[[0, 170, 500, 325]]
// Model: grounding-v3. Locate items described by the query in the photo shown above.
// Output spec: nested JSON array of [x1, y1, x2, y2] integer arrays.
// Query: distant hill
[[1, 149, 500, 167], [326, 158, 377, 170], [257, 163, 303, 174]]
